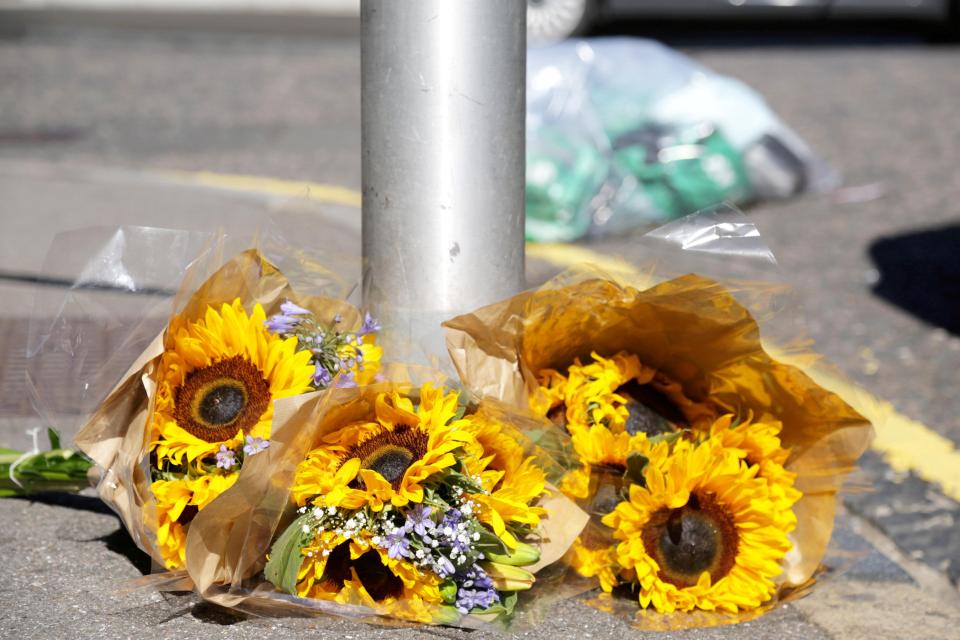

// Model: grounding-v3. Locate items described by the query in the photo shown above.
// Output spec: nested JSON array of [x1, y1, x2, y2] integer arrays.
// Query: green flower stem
[[0, 448, 94, 497]]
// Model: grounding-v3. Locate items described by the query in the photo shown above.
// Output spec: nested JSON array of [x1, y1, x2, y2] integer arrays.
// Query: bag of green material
[[526, 125, 609, 242], [525, 38, 836, 242]]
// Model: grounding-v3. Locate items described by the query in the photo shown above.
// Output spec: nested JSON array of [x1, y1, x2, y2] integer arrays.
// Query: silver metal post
[[361, 0, 526, 361]]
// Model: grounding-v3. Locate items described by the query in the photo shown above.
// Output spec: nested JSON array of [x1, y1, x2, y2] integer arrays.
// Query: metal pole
[[361, 0, 526, 361]]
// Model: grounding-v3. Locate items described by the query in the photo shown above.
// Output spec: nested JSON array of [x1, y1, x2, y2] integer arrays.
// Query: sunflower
[[561, 424, 664, 511], [152, 472, 239, 569], [535, 352, 717, 439], [151, 299, 315, 466], [602, 438, 794, 613], [296, 530, 443, 623], [565, 522, 627, 594], [559, 426, 669, 589], [292, 385, 475, 512], [708, 415, 801, 530], [459, 410, 548, 549]]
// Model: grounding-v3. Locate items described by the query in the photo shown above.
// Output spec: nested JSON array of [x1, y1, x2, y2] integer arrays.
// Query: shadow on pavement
[[869, 224, 960, 336], [97, 524, 153, 576], [12, 493, 153, 575]]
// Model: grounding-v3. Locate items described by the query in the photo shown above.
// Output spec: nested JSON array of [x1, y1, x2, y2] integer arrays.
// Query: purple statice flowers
[[406, 504, 435, 537], [264, 300, 311, 333], [454, 566, 499, 614], [357, 312, 382, 337], [263, 299, 379, 391]]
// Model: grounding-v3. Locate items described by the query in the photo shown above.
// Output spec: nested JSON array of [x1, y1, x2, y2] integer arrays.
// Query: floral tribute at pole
[[182, 379, 587, 627], [72, 249, 381, 572], [444, 266, 873, 625], [5, 214, 881, 631], [263, 384, 548, 622], [148, 297, 381, 569], [536, 352, 800, 613]]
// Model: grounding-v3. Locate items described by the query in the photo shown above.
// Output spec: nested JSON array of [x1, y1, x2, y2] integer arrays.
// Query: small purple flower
[[451, 538, 470, 556], [384, 530, 411, 559], [459, 566, 494, 591], [280, 300, 311, 316], [265, 314, 299, 334], [435, 555, 455, 578], [313, 365, 332, 388], [455, 588, 499, 614], [215, 445, 237, 470], [406, 504, 435, 537], [243, 435, 270, 456], [357, 312, 382, 337], [335, 371, 357, 388], [441, 508, 462, 529]]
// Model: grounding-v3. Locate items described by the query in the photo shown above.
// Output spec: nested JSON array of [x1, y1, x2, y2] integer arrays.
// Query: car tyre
[[527, 0, 597, 45]]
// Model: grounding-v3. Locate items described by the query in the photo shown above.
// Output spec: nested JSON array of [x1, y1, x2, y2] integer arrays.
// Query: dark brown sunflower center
[[321, 541, 403, 602], [547, 402, 568, 432], [172, 355, 271, 443], [342, 424, 429, 489], [583, 463, 626, 517], [641, 492, 739, 589], [616, 380, 686, 436]]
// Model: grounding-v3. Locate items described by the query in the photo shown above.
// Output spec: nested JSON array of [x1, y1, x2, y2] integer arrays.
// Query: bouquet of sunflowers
[[181, 377, 587, 626], [536, 352, 799, 613], [444, 216, 873, 624], [12, 212, 873, 631], [72, 248, 381, 572]]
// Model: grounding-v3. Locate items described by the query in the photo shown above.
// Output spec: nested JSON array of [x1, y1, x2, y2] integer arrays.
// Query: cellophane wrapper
[[526, 38, 837, 242], [183, 364, 590, 629], [442, 206, 874, 628], [28, 224, 363, 575]]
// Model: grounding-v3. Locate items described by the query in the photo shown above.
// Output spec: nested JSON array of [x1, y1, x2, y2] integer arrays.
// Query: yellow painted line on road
[[534, 241, 960, 503], [161, 170, 363, 208], [525, 243, 654, 283], [800, 365, 960, 502], [162, 171, 960, 502]]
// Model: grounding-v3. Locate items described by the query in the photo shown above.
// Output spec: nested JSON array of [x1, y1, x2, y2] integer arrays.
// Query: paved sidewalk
[[1, 160, 959, 639]]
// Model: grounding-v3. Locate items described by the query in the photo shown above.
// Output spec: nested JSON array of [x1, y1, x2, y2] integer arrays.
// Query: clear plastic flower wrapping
[[444, 205, 874, 628], [25, 205, 875, 629]]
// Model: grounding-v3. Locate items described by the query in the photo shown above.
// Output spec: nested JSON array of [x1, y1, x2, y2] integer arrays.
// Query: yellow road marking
[[525, 243, 652, 282], [159, 170, 960, 502], [800, 365, 960, 502], [160, 170, 362, 208]]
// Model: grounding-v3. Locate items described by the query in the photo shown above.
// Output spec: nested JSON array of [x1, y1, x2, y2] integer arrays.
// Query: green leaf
[[0, 446, 93, 497], [439, 579, 457, 604], [473, 591, 518, 619], [474, 525, 508, 556], [264, 514, 314, 594], [47, 428, 61, 451], [624, 452, 649, 487], [501, 590, 519, 616], [444, 470, 484, 494]]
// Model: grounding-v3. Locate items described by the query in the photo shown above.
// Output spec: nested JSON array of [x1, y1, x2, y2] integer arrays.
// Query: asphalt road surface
[[1, 19, 959, 639]]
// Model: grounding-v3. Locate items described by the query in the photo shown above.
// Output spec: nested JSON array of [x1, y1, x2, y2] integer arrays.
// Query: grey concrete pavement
[[3, 488, 958, 639]]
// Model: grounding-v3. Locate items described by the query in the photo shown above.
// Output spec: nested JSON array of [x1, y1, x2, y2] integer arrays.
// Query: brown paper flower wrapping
[[75, 249, 362, 573], [443, 269, 873, 590], [183, 367, 589, 627]]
